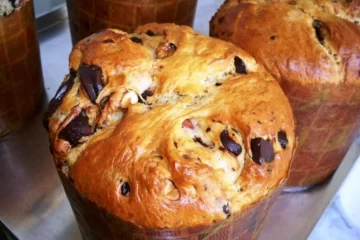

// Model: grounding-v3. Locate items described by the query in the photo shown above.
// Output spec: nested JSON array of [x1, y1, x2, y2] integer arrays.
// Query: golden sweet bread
[[44, 23, 295, 229], [211, 0, 360, 187]]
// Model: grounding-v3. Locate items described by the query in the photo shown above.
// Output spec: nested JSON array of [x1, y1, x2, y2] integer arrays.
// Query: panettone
[[44, 24, 295, 237], [0, 0, 43, 136], [211, 0, 360, 187]]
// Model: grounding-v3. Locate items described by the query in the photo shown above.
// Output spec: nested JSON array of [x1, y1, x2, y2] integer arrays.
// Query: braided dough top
[[211, 0, 360, 85], [44, 24, 295, 228]]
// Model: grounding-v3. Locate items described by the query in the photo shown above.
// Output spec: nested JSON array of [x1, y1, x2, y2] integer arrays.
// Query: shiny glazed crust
[[45, 24, 295, 228], [211, 0, 360, 186]]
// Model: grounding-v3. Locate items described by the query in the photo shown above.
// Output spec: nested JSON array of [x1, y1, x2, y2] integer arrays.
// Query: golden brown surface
[[45, 24, 295, 229], [211, 0, 360, 187], [59, 171, 282, 240], [0, 0, 43, 136], [66, 0, 198, 45]]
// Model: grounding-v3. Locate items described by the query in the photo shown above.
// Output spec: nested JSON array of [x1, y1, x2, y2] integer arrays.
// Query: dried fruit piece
[[182, 119, 194, 129], [79, 64, 104, 104], [220, 129, 242, 156], [43, 70, 76, 130], [156, 42, 177, 59], [58, 110, 93, 147], [250, 138, 275, 165]]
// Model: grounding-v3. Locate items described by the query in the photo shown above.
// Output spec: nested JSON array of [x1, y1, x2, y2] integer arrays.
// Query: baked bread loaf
[[0, 0, 43, 136], [44, 23, 295, 237], [211, 0, 360, 187], [66, 0, 198, 45]]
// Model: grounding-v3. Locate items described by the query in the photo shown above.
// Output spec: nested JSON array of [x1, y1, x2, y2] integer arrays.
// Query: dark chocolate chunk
[[223, 203, 231, 216], [234, 56, 247, 74], [43, 70, 77, 130], [146, 30, 155, 36], [121, 182, 130, 196], [206, 127, 211, 132], [220, 129, 242, 156], [79, 64, 104, 104], [215, 82, 222, 86], [270, 35, 276, 40], [58, 110, 93, 147], [130, 37, 143, 45], [312, 20, 328, 45], [193, 137, 214, 149], [250, 138, 274, 165], [278, 131, 288, 149], [174, 142, 178, 148], [141, 89, 153, 101], [102, 39, 114, 43]]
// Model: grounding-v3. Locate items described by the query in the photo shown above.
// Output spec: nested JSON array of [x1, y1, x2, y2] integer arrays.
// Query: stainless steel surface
[[1, 2, 359, 240]]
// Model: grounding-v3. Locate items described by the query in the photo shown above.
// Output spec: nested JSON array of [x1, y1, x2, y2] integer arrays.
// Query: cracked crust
[[44, 24, 295, 228], [211, 0, 360, 187]]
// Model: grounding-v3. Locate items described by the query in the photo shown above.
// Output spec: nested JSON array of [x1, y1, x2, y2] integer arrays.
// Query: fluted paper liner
[[282, 81, 360, 187], [66, 0, 198, 45], [59, 171, 285, 240], [0, 0, 43, 136]]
